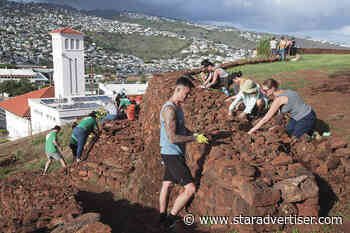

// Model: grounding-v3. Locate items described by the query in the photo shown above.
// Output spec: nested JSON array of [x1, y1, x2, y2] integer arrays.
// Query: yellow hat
[[240, 79, 258, 94]]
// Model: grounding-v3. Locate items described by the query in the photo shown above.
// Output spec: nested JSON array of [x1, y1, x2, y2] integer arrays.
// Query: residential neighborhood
[[0, 1, 253, 76]]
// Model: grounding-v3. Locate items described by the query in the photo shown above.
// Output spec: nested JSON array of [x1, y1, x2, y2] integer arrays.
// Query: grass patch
[[227, 54, 350, 81], [0, 167, 15, 179], [86, 31, 192, 60], [0, 123, 74, 179]]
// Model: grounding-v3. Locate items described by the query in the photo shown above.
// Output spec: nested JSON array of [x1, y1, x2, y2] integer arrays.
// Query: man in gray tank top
[[159, 76, 209, 229]]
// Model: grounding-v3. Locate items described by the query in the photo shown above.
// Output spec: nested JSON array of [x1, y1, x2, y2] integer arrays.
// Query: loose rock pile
[[0, 171, 111, 233], [79, 68, 350, 233]]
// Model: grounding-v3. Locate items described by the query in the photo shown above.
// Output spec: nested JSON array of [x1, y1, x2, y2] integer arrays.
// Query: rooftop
[[49, 27, 83, 36], [0, 86, 55, 118]]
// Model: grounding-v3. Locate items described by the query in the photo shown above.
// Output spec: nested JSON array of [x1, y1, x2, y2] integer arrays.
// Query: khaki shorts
[[46, 151, 62, 160]]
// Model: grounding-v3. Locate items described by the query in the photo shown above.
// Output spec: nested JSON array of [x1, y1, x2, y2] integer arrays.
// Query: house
[[0, 68, 48, 84], [0, 86, 54, 139]]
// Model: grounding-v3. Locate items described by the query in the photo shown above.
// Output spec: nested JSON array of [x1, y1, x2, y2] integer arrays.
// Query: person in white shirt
[[270, 37, 278, 56], [226, 79, 268, 119], [101, 100, 119, 124]]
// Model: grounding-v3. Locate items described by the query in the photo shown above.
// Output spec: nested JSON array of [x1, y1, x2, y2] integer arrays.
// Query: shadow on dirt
[[75, 191, 209, 233]]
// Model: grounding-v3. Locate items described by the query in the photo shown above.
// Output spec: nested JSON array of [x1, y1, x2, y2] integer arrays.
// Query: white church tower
[[50, 27, 85, 98]]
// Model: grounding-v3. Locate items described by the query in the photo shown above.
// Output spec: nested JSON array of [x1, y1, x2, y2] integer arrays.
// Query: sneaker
[[76, 158, 81, 163], [164, 214, 179, 229], [159, 213, 167, 224]]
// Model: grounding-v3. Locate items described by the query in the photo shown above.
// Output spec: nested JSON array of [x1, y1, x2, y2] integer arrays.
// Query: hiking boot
[[164, 214, 180, 229], [159, 213, 167, 224]]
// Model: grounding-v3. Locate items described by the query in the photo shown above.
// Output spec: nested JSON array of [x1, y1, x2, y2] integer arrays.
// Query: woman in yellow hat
[[227, 79, 268, 119]]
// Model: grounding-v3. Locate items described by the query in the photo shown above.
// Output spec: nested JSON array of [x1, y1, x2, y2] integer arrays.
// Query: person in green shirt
[[43, 126, 67, 175], [72, 111, 100, 162]]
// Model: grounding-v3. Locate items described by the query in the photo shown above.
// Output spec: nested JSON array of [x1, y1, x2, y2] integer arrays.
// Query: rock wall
[[71, 57, 350, 233]]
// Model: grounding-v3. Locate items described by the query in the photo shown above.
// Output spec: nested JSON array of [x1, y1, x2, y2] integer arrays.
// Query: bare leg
[[159, 181, 172, 214], [59, 158, 67, 168], [43, 159, 51, 175], [170, 182, 196, 216]]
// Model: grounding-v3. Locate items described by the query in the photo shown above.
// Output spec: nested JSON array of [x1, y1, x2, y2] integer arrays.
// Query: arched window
[[70, 39, 74, 50], [76, 40, 80, 50], [65, 39, 69, 49]]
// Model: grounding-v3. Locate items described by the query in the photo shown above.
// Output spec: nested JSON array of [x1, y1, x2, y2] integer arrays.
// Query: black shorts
[[161, 154, 194, 186]]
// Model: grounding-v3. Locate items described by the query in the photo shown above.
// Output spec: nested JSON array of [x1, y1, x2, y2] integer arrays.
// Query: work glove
[[194, 133, 209, 144]]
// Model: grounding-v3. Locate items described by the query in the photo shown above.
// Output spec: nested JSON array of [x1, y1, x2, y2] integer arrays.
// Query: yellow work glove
[[194, 133, 209, 144]]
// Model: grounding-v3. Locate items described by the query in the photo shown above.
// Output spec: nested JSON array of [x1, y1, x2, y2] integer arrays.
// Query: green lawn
[[227, 54, 350, 80]]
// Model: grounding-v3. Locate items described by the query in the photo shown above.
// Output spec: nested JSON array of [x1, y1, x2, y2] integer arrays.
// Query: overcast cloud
[[32, 0, 350, 43]]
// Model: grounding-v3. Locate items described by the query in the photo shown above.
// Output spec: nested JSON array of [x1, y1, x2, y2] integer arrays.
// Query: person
[[200, 59, 230, 96], [226, 79, 268, 119], [159, 76, 209, 229], [270, 37, 278, 57], [69, 121, 78, 159], [248, 79, 316, 138], [101, 100, 119, 124], [72, 111, 100, 162], [278, 36, 288, 61], [43, 126, 67, 175]]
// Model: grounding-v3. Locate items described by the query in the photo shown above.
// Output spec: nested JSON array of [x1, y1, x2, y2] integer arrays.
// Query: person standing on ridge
[[159, 76, 209, 229], [43, 125, 67, 175], [71, 111, 100, 162]]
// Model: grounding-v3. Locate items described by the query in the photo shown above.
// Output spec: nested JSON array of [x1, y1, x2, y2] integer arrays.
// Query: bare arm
[[162, 105, 195, 144], [206, 70, 219, 88], [53, 139, 62, 152], [202, 72, 213, 86], [248, 96, 287, 134]]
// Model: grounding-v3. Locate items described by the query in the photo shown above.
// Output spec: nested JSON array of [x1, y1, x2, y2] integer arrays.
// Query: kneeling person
[[43, 126, 67, 175], [228, 79, 268, 119]]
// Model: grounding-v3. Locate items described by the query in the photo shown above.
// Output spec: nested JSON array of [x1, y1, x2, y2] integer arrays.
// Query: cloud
[[29, 0, 350, 40]]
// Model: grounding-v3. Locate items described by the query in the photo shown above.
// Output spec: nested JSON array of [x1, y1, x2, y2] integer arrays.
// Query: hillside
[[1, 55, 350, 232]]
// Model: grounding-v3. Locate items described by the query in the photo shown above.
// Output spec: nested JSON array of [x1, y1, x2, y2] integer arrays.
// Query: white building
[[99, 83, 148, 97], [50, 27, 85, 98], [0, 87, 55, 139], [0, 27, 111, 140], [0, 68, 48, 84]]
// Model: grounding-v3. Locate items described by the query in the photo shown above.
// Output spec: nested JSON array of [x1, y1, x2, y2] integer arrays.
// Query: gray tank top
[[159, 101, 186, 155], [217, 68, 228, 78], [277, 89, 311, 121]]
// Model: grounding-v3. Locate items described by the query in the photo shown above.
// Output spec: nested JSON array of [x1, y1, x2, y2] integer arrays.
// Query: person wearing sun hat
[[228, 79, 268, 119]]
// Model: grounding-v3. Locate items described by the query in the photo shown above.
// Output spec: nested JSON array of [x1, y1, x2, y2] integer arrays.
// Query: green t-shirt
[[78, 116, 97, 133], [45, 131, 57, 153], [71, 134, 78, 145], [119, 98, 131, 108]]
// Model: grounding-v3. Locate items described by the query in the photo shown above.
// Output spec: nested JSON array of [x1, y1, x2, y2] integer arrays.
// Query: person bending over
[[248, 78, 316, 138], [226, 79, 268, 119]]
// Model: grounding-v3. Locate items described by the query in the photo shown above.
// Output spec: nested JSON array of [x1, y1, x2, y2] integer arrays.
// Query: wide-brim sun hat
[[240, 79, 259, 94]]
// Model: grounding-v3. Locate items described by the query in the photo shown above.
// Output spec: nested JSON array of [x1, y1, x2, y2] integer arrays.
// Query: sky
[[15, 0, 350, 44]]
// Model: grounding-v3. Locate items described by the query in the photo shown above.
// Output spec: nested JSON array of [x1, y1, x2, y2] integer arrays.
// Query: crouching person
[[72, 111, 100, 163], [227, 79, 268, 119], [43, 125, 67, 175]]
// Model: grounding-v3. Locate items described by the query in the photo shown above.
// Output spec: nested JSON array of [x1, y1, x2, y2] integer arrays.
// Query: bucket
[[127, 104, 136, 120], [136, 95, 143, 105]]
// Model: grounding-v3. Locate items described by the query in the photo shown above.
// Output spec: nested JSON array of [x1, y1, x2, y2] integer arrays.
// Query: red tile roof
[[50, 27, 83, 35], [0, 87, 54, 118]]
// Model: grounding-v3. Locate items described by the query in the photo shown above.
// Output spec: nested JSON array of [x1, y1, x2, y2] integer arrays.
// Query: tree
[[256, 38, 271, 57], [0, 79, 37, 97]]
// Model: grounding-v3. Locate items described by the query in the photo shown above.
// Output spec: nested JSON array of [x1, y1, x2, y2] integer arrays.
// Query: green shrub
[[256, 38, 271, 57]]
